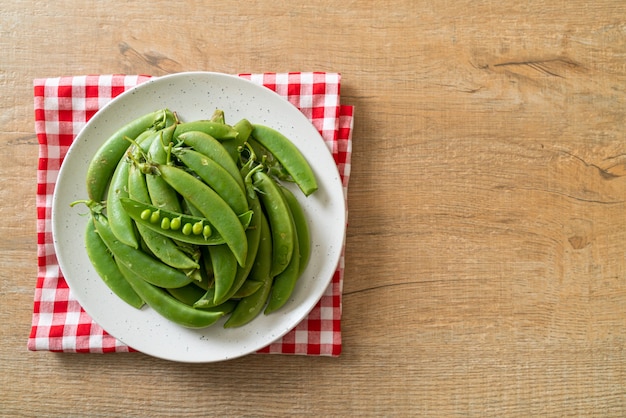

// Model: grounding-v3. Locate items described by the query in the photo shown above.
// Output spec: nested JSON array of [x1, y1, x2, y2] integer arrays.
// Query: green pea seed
[[140, 209, 152, 221], [150, 210, 161, 224], [192, 221, 203, 235], [203, 225, 212, 238], [182, 223, 192, 235], [170, 216, 182, 230], [161, 217, 171, 230]]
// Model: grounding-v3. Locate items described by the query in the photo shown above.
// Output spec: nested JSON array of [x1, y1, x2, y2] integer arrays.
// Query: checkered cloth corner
[[28, 72, 353, 357]]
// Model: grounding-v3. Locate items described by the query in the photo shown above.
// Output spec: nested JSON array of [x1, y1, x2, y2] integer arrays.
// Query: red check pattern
[[28, 73, 353, 357]]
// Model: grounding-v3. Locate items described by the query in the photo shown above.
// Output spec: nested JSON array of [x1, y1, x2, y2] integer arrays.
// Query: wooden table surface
[[2, 1, 625, 416]]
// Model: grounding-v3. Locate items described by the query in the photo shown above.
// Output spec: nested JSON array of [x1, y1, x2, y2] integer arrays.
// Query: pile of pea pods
[[74, 108, 318, 329]]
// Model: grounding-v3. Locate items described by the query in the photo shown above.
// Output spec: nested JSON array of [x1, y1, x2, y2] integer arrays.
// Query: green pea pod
[[119, 197, 252, 246], [177, 131, 245, 192], [265, 205, 300, 315], [210, 109, 225, 124], [129, 128, 159, 161], [146, 173, 183, 213], [166, 283, 206, 306], [116, 260, 235, 329], [251, 124, 318, 196], [178, 131, 245, 190], [182, 266, 203, 284], [194, 253, 214, 291], [106, 157, 138, 248], [245, 138, 291, 181], [148, 125, 175, 164], [221, 118, 253, 163], [193, 287, 216, 309], [234, 118, 253, 142], [85, 217, 144, 309], [93, 213, 192, 289], [225, 212, 273, 327], [230, 279, 264, 299], [173, 148, 249, 215], [213, 188, 263, 304], [173, 120, 238, 141], [145, 127, 182, 212], [253, 171, 294, 276], [208, 244, 238, 305], [86, 109, 172, 202], [156, 164, 248, 266], [278, 184, 310, 276], [134, 128, 158, 145], [195, 190, 263, 307], [182, 197, 204, 218], [128, 164, 200, 270]]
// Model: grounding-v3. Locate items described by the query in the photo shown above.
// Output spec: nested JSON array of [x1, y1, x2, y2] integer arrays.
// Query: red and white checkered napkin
[[28, 72, 353, 357]]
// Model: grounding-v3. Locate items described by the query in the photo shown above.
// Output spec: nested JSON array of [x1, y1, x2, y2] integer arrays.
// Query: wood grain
[[2, 0, 625, 416]]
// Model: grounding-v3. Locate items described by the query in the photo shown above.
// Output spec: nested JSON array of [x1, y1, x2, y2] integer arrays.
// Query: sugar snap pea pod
[[231, 279, 263, 299], [173, 240, 202, 264], [213, 189, 263, 304], [221, 118, 253, 163], [121, 197, 253, 245], [234, 118, 253, 142], [121, 198, 223, 246], [148, 124, 175, 164], [166, 283, 206, 306], [85, 217, 144, 309], [265, 207, 300, 315], [182, 266, 203, 284], [145, 126, 182, 212], [194, 191, 263, 307], [146, 172, 182, 212], [86, 109, 172, 202], [130, 128, 159, 158], [177, 131, 245, 192], [253, 171, 294, 276], [193, 254, 213, 291], [106, 156, 138, 248], [138, 233, 155, 258], [181, 197, 205, 218], [134, 127, 157, 144], [251, 124, 318, 196], [210, 109, 225, 124], [208, 244, 238, 305], [93, 212, 192, 289], [155, 164, 248, 266], [116, 261, 235, 329], [173, 148, 249, 215], [173, 120, 238, 141], [146, 172, 182, 213], [247, 138, 291, 181], [225, 213, 273, 327], [279, 184, 310, 276], [128, 164, 200, 270], [163, 108, 178, 126], [193, 287, 216, 309], [127, 132, 159, 167]]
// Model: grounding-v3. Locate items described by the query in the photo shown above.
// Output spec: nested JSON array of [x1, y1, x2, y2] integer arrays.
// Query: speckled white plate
[[52, 72, 345, 363]]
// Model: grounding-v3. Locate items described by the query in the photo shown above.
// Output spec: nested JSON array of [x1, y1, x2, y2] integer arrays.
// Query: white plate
[[52, 72, 346, 363]]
